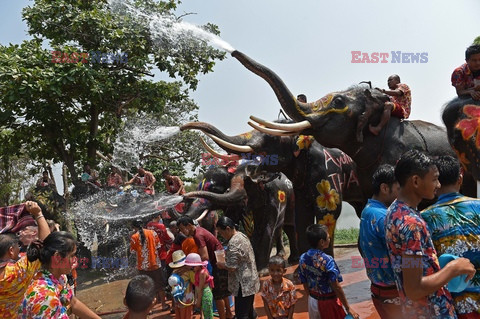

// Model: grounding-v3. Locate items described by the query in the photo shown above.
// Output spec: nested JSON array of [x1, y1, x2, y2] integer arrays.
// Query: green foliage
[[0, 0, 225, 193], [474, 36, 480, 45], [334, 227, 359, 244]]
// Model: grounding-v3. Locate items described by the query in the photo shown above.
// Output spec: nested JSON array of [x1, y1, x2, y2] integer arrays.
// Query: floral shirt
[[0, 257, 41, 318], [130, 229, 162, 271], [19, 269, 74, 318], [260, 277, 297, 318], [391, 83, 411, 118], [225, 232, 260, 297], [422, 192, 480, 316], [451, 63, 480, 89], [385, 199, 456, 318], [298, 248, 342, 295], [359, 199, 395, 286]]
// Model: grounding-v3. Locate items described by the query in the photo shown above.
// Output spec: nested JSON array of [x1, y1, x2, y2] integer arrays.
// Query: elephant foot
[[288, 255, 299, 265]]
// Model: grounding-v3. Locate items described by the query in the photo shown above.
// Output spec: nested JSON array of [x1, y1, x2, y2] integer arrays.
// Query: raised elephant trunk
[[184, 186, 247, 206], [231, 50, 312, 122]]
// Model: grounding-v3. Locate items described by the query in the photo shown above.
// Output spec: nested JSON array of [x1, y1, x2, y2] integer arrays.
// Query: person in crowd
[[359, 164, 402, 318], [81, 164, 102, 187], [385, 149, 476, 318], [422, 155, 480, 318], [36, 170, 56, 189], [369, 74, 411, 136], [452, 44, 480, 100], [216, 216, 259, 319], [126, 166, 156, 195], [177, 216, 233, 319], [297, 94, 307, 103], [130, 220, 170, 312], [0, 201, 50, 317], [185, 253, 214, 319], [169, 250, 195, 319], [260, 255, 297, 319], [106, 166, 124, 189], [47, 219, 61, 233], [166, 221, 187, 267], [162, 169, 186, 195], [19, 231, 100, 318], [123, 275, 157, 319], [298, 224, 359, 319]]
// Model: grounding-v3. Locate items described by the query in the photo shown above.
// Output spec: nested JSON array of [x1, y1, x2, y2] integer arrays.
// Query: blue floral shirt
[[298, 248, 342, 295], [385, 199, 456, 319], [359, 199, 395, 286], [422, 192, 480, 316]]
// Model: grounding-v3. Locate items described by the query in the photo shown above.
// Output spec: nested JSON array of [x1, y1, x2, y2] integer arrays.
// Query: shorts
[[139, 267, 167, 293], [391, 103, 406, 118], [211, 264, 230, 300]]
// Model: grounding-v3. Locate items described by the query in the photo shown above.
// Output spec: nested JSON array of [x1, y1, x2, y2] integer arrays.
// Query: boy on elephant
[[368, 74, 411, 136], [451, 44, 480, 100]]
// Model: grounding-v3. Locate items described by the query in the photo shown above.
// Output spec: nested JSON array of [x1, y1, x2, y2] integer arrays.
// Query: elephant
[[164, 163, 295, 272], [442, 97, 480, 181], [228, 50, 476, 198], [181, 121, 364, 257]]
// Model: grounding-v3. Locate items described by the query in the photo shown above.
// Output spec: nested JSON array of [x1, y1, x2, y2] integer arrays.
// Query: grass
[[334, 227, 359, 244]]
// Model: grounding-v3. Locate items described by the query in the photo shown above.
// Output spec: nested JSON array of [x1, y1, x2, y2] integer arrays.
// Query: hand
[[374, 87, 383, 92], [346, 307, 360, 319], [470, 91, 480, 100], [448, 257, 476, 281], [216, 261, 226, 269], [25, 201, 42, 217]]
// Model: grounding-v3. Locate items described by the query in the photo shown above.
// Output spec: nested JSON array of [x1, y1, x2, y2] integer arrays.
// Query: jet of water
[[108, 0, 235, 53]]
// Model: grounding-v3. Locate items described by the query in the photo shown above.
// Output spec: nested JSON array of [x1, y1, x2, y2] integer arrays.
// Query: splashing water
[[112, 115, 180, 170], [108, 0, 235, 53]]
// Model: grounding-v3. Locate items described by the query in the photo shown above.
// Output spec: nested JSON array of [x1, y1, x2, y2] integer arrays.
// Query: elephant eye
[[331, 96, 344, 108]]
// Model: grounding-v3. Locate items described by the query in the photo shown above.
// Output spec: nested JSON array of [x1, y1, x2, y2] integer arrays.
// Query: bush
[[334, 227, 359, 244]]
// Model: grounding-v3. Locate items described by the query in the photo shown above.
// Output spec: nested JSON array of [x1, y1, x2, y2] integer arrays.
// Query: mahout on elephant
[[164, 162, 294, 272], [442, 97, 480, 181], [181, 121, 364, 257], [229, 50, 476, 198]]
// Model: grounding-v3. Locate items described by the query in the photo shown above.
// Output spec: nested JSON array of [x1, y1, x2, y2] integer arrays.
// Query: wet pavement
[[77, 246, 380, 318]]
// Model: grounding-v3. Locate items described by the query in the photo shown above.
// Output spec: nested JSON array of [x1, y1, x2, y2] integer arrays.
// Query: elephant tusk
[[195, 209, 210, 222], [247, 120, 298, 136], [249, 115, 311, 132], [205, 133, 254, 153], [200, 138, 244, 160]]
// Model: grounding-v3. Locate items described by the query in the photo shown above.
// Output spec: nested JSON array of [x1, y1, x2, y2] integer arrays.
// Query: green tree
[[0, 0, 224, 190]]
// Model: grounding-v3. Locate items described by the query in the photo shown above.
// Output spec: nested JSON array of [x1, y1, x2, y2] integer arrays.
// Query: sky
[[1, 0, 480, 205]]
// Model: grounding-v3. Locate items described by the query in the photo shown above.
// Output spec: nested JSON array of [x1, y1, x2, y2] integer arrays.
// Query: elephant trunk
[[231, 50, 312, 122], [185, 187, 247, 206]]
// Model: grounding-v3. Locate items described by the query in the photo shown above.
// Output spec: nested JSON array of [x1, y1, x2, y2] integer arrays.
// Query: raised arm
[[25, 201, 50, 241]]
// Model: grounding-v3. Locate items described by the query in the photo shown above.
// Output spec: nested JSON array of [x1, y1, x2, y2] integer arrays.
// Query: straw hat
[[184, 253, 208, 267], [169, 250, 186, 268]]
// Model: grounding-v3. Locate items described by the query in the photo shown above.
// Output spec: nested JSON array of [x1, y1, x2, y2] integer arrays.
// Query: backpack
[[168, 273, 194, 306]]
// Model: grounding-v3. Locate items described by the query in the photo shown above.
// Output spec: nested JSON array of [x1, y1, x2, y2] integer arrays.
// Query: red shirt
[[146, 222, 172, 261], [452, 63, 480, 90], [193, 226, 223, 266]]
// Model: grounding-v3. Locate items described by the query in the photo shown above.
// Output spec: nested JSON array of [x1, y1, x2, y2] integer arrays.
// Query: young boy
[[385, 150, 476, 318], [298, 224, 359, 319], [123, 275, 157, 319], [260, 256, 297, 319]]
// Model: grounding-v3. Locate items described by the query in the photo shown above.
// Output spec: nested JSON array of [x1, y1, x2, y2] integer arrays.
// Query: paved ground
[[77, 246, 380, 318]]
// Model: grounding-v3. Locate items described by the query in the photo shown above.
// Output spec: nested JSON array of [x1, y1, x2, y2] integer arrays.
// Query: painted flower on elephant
[[278, 190, 286, 203], [316, 179, 340, 211], [240, 132, 252, 139], [454, 148, 471, 170], [296, 135, 314, 150], [455, 105, 480, 149], [318, 213, 336, 239]]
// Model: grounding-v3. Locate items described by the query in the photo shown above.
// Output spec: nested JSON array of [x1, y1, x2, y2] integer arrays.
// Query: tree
[[0, 0, 224, 191]]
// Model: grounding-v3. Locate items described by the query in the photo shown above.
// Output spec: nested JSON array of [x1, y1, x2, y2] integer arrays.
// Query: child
[[185, 253, 214, 319], [260, 256, 297, 319], [123, 275, 157, 319], [298, 224, 359, 319], [169, 250, 195, 319]]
